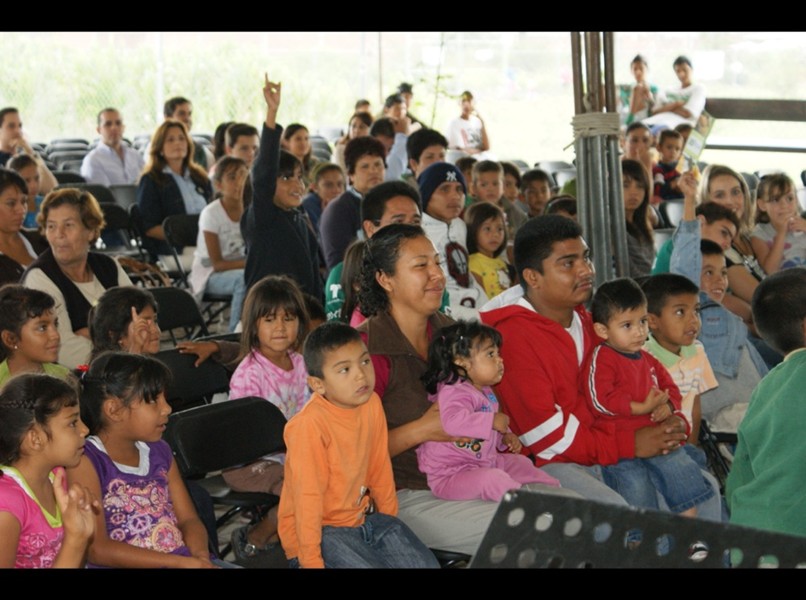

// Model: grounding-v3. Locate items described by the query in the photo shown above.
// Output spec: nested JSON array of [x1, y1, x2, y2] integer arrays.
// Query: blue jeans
[[289, 513, 440, 568], [540, 463, 629, 506], [205, 268, 246, 332], [602, 449, 715, 513]]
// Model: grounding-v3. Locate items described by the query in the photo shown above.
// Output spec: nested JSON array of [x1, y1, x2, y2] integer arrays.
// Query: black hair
[[545, 195, 577, 217], [751, 267, 806, 355], [278, 150, 303, 179], [0, 374, 79, 467], [163, 96, 191, 119], [358, 224, 427, 317], [695, 202, 741, 231], [355, 99, 370, 110], [344, 136, 387, 175], [340, 239, 367, 323], [421, 321, 502, 394], [455, 157, 477, 176], [514, 215, 584, 281], [370, 117, 395, 139], [500, 161, 522, 188], [472, 160, 503, 180], [591, 278, 646, 326], [226, 123, 259, 150], [384, 94, 405, 109], [700, 239, 725, 258], [465, 202, 507, 256], [625, 121, 651, 136], [658, 129, 683, 146], [641, 273, 699, 316], [212, 155, 248, 193], [631, 54, 648, 67], [79, 351, 171, 436], [88, 287, 158, 359], [361, 180, 421, 225], [0, 167, 28, 197], [521, 168, 552, 191], [212, 121, 235, 160], [0, 285, 56, 362], [621, 158, 653, 244], [673, 55, 692, 69], [238, 274, 309, 361], [303, 321, 364, 379], [0, 107, 19, 129], [406, 128, 448, 163], [303, 293, 326, 325]]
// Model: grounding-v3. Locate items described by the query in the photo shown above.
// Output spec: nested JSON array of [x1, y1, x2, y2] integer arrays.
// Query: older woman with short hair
[[22, 188, 132, 368]]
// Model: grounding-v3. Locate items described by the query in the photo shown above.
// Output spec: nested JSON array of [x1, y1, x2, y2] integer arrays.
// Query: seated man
[[0, 107, 57, 194], [480, 216, 723, 519], [81, 108, 145, 186]]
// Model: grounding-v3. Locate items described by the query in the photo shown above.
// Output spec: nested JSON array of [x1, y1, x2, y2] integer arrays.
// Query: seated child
[[652, 129, 684, 202], [471, 160, 527, 240], [465, 202, 513, 298], [500, 161, 523, 215], [544, 195, 578, 221], [417, 321, 559, 501], [0, 285, 69, 386], [583, 278, 713, 516], [750, 173, 806, 273], [520, 169, 553, 219], [454, 156, 477, 206], [669, 204, 769, 432], [278, 322, 439, 568], [726, 268, 806, 537], [301, 162, 345, 235], [641, 274, 720, 466], [6, 154, 43, 229], [68, 352, 224, 567], [0, 374, 96, 568]]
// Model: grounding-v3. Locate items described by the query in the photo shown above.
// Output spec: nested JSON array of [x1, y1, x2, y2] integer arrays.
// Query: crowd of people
[[0, 62, 805, 569]]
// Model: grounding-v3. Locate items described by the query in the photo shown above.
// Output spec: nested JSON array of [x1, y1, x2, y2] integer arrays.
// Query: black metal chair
[[97, 203, 144, 259], [108, 183, 138, 210], [471, 489, 806, 568], [53, 171, 86, 185], [154, 347, 228, 411], [163, 396, 287, 559], [162, 213, 233, 327], [150, 286, 210, 344]]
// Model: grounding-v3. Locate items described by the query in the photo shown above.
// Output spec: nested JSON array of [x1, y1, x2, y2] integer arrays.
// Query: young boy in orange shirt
[[277, 322, 439, 569]]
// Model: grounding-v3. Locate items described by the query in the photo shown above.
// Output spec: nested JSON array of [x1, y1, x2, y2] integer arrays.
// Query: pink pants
[[429, 453, 560, 502]]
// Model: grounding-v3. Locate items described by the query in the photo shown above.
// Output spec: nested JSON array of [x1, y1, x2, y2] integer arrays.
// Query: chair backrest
[[149, 286, 209, 338], [108, 184, 138, 210], [54, 182, 116, 206], [470, 489, 806, 568], [53, 171, 86, 185], [659, 200, 685, 229], [163, 213, 200, 248], [164, 396, 287, 479], [154, 347, 229, 411], [60, 160, 85, 173], [48, 150, 89, 166]]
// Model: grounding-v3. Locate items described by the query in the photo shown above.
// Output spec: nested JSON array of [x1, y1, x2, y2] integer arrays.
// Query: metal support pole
[[608, 136, 630, 277], [570, 32, 584, 115]]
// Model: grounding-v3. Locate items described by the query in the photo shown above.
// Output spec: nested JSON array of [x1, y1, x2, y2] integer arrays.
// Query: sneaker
[[231, 525, 259, 561]]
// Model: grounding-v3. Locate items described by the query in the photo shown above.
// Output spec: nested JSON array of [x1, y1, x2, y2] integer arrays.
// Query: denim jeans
[[290, 513, 439, 568], [540, 462, 630, 506], [602, 449, 715, 513], [205, 268, 246, 332]]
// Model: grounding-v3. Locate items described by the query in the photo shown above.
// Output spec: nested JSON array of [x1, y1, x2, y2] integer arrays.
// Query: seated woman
[[0, 168, 47, 286], [355, 224, 572, 558], [331, 112, 372, 173], [281, 123, 319, 187], [136, 120, 213, 267], [6, 154, 44, 229], [21, 188, 132, 368]]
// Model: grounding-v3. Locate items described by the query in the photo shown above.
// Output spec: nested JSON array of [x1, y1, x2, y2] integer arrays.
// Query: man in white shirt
[[81, 108, 145, 186]]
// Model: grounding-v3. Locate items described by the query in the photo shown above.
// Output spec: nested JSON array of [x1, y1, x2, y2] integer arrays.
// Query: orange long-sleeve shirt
[[277, 391, 398, 568]]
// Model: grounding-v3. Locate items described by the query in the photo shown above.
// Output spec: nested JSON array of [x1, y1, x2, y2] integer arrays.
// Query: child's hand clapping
[[650, 402, 673, 422], [54, 468, 98, 545]]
